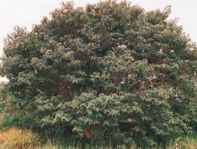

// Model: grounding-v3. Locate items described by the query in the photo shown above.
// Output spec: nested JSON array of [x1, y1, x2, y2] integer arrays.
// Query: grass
[[168, 136, 197, 149], [1, 138, 197, 149], [0, 127, 197, 149], [0, 127, 40, 149], [33, 139, 197, 149]]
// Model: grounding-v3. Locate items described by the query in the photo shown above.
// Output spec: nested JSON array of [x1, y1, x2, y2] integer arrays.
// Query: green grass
[[20, 136, 197, 149], [0, 137, 197, 149], [0, 125, 197, 149]]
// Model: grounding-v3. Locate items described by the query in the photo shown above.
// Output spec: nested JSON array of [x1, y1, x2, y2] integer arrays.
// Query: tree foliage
[[1, 0, 197, 146]]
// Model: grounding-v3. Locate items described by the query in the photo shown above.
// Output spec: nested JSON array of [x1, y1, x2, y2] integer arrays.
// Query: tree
[[1, 0, 197, 146]]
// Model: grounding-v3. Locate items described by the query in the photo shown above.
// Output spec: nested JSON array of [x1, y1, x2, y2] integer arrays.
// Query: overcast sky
[[0, 0, 196, 51]]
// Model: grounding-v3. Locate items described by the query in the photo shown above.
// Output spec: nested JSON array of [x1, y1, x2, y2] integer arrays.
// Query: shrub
[[1, 0, 197, 146]]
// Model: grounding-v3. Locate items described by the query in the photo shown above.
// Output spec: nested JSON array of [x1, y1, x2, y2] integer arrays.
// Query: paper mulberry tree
[[1, 0, 197, 146]]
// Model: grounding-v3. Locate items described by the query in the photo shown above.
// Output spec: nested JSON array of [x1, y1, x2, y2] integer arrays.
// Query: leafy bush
[[1, 0, 197, 146]]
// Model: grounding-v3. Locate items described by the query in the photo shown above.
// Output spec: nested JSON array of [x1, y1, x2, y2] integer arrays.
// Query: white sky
[[0, 0, 196, 51]]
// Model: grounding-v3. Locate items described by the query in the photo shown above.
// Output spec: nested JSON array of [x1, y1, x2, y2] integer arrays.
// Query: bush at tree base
[[1, 0, 197, 147]]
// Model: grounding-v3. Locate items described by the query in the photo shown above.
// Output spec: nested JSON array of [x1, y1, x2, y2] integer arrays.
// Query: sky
[[0, 0, 196, 55]]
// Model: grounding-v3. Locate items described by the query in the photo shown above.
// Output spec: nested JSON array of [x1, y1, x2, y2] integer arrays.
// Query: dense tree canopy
[[1, 0, 197, 146]]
